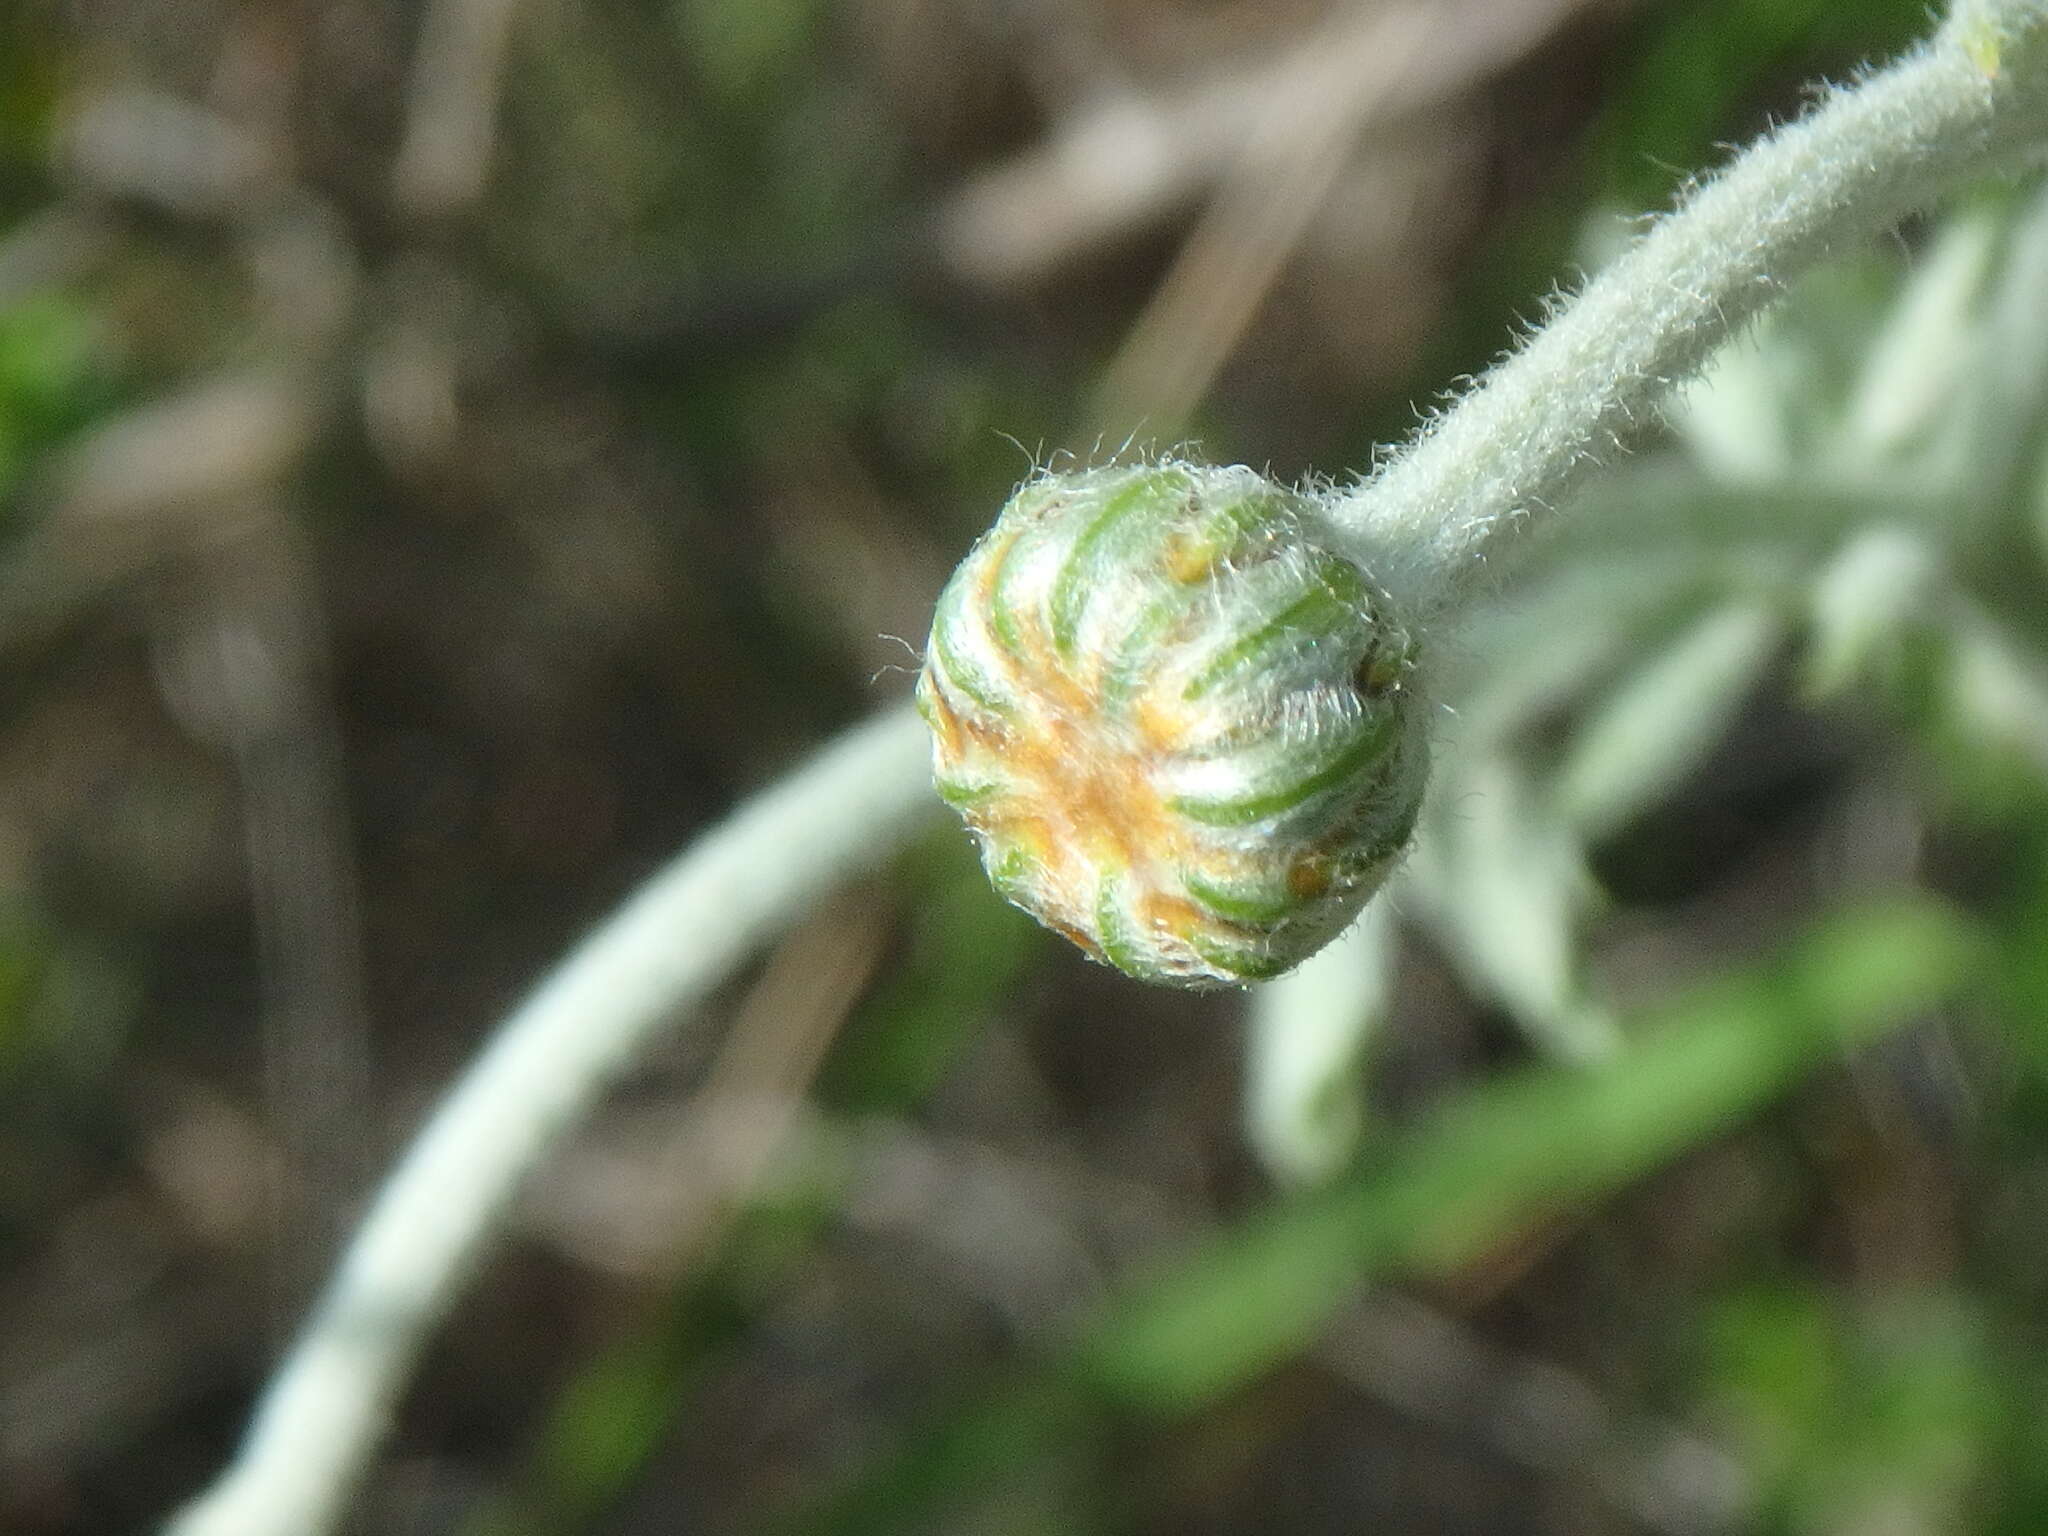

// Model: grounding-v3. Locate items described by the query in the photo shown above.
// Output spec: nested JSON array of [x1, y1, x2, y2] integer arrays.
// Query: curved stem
[[164, 5, 2048, 1533], [166, 704, 937, 1536], [1336, 0, 2048, 615]]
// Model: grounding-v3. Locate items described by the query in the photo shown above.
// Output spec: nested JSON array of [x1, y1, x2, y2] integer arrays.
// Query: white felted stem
[[166, 705, 936, 1536], [167, 5, 2048, 1534], [1336, 0, 2048, 615]]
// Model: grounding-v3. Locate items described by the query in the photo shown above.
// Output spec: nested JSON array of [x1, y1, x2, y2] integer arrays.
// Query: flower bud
[[917, 460, 1429, 987]]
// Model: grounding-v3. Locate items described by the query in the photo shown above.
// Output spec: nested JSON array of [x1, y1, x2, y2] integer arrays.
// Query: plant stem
[[1336, 0, 2048, 615], [163, 4, 2048, 1533], [164, 704, 937, 1536]]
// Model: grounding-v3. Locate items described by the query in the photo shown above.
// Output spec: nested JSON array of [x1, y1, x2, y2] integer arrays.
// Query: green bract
[[917, 461, 1430, 987]]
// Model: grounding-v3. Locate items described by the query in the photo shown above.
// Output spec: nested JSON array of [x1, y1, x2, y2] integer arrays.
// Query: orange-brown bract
[[917, 461, 1429, 987]]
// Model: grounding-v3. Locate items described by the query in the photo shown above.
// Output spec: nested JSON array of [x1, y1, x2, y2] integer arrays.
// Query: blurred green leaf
[[671, 0, 830, 104], [1945, 609, 2048, 787], [1594, 0, 1929, 209], [1700, 1288, 1996, 1534], [1407, 755, 1613, 1060], [0, 7, 61, 181], [0, 292, 109, 500], [1802, 525, 1943, 700], [0, 909, 47, 1072], [1552, 598, 1785, 841], [462, 1202, 827, 1536], [1937, 182, 2048, 510], [1086, 896, 1982, 1411], [1835, 205, 2002, 476], [793, 897, 1984, 1534], [826, 828, 1042, 1113]]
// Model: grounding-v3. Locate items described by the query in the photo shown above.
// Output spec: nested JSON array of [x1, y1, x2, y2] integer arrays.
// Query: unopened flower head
[[917, 460, 1429, 987]]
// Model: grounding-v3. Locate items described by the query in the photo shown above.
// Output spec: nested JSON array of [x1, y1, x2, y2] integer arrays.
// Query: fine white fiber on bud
[[917, 460, 1431, 987]]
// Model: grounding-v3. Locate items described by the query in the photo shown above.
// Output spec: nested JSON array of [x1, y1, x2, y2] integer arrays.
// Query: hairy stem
[[1337, 0, 2048, 614], [165, 4, 2048, 1533], [165, 704, 936, 1536]]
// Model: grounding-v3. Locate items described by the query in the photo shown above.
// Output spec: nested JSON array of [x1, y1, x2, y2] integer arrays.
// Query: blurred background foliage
[[3, 1, 2048, 1534]]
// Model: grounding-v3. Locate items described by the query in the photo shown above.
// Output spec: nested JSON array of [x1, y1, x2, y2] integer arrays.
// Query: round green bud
[[917, 460, 1430, 988]]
